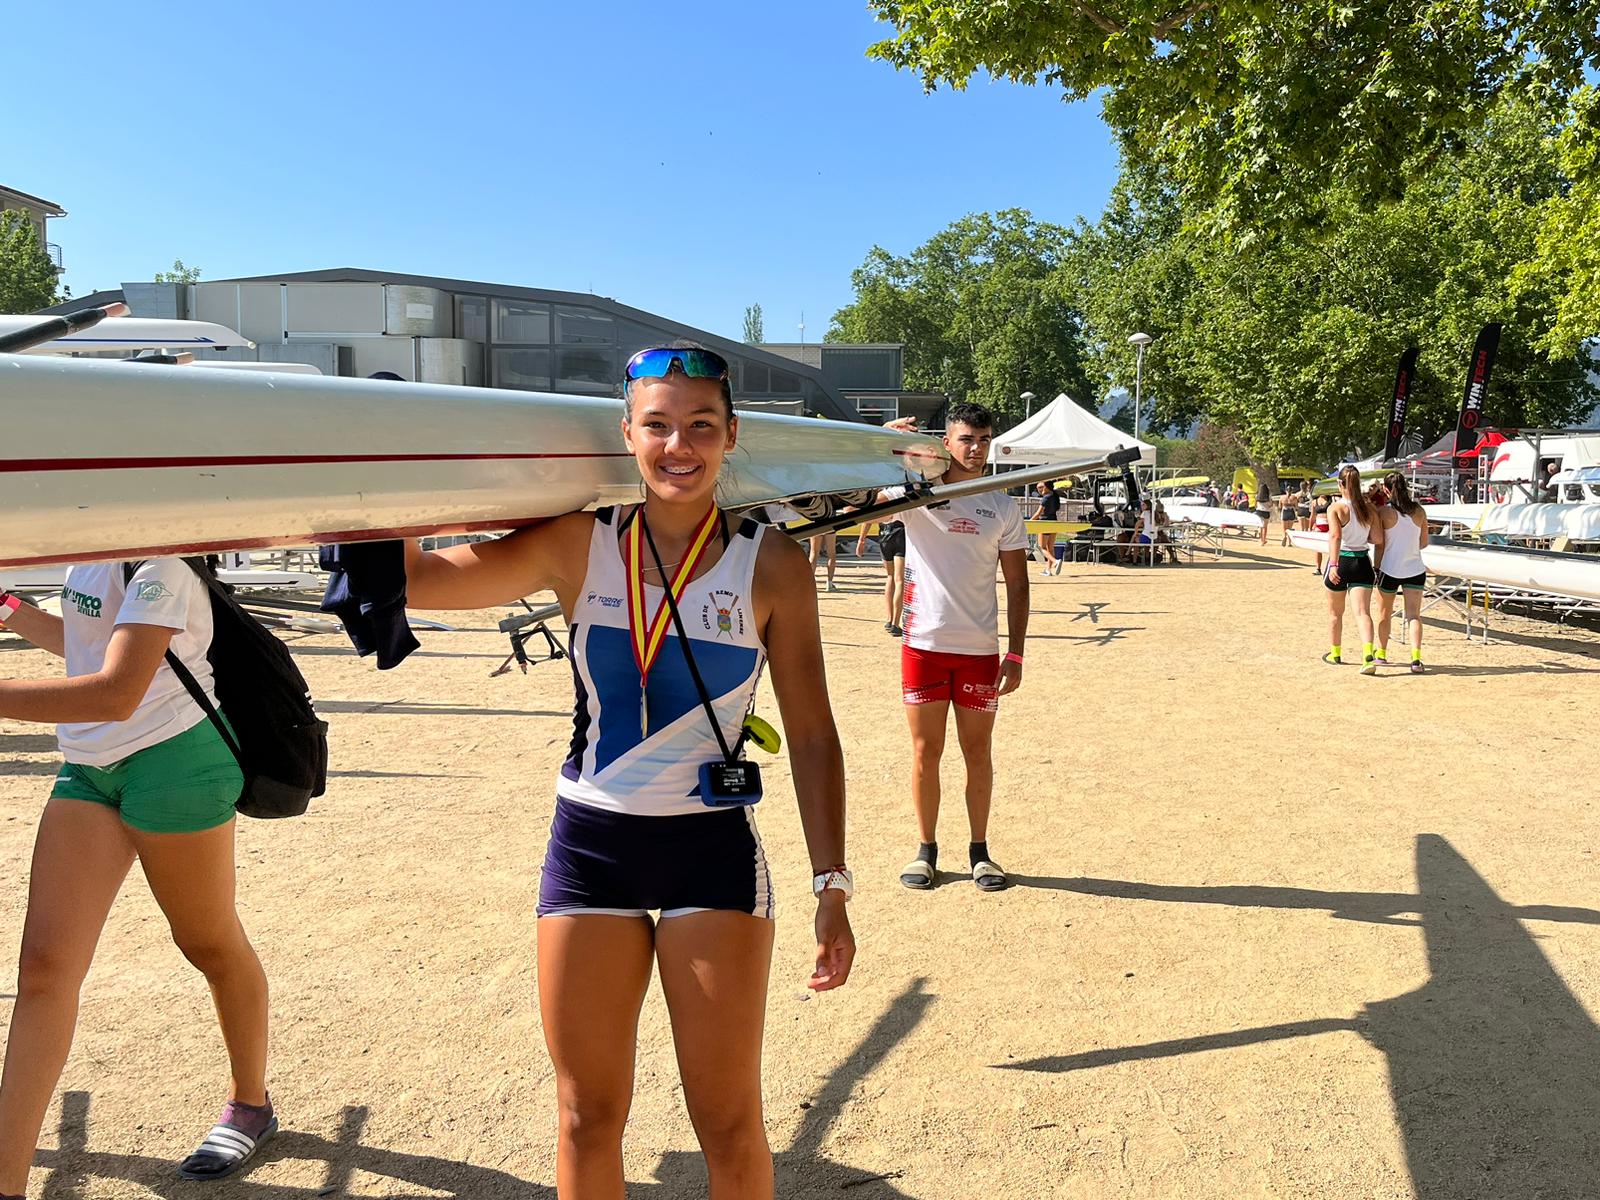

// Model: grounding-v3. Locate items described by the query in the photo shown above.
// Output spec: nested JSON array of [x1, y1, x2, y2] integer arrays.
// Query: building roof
[[0, 185, 66, 216]]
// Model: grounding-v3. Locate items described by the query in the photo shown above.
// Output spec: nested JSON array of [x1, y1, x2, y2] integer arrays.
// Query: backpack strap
[[122, 560, 244, 767]]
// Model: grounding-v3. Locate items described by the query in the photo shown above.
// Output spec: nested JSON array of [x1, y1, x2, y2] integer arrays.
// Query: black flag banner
[[1454, 323, 1502, 470], [1383, 347, 1419, 463]]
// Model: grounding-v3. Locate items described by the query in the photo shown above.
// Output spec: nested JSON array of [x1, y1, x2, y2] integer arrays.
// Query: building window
[[556, 347, 615, 394], [457, 296, 487, 342], [493, 348, 552, 391], [556, 308, 615, 344], [770, 367, 802, 394], [495, 300, 549, 343], [742, 362, 769, 393]]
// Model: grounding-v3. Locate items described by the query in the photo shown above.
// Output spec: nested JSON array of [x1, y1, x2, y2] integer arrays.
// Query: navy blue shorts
[[537, 797, 773, 920]]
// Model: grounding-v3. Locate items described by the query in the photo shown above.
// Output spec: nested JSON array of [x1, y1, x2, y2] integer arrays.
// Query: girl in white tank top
[[1323, 465, 1383, 672], [1375, 472, 1430, 673], [398, 345, 856, 1192]]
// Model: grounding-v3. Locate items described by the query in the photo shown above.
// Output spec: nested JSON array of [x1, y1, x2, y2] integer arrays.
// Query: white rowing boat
[[1422, 540, 1600, 604], [1162, 502, 1263, 530], [0, 315, 255, 353], [0, 355, 948, 568], [1424, 501, 1600, 541]]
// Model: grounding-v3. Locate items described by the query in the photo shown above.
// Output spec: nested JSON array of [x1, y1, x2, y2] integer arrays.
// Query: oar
[[0, 301, 130, 355], [785, 446, 1144, 539]]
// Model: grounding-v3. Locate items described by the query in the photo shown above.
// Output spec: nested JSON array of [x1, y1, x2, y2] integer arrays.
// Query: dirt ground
[[2, 535, 1599, 1199]]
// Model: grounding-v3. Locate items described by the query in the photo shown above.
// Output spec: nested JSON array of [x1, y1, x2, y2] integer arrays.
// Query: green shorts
[[51, 717, 243, 834]]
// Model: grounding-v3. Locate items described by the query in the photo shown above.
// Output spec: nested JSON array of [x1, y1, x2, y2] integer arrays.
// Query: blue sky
[[10, 2, 1118, 340]]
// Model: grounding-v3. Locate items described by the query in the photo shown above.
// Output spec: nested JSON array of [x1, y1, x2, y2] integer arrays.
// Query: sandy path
[[2, 536, 1597, 1198]]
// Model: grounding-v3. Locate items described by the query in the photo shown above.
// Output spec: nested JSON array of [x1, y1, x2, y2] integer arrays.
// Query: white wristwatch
[[812, 867, 854, 901]]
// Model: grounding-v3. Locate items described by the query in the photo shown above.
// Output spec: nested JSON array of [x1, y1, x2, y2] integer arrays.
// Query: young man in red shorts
[[883, 403, 1029, 892]]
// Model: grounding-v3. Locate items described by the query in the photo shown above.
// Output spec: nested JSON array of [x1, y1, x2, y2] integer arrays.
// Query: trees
[[0, 211, 64, 313], [1069, 99, 1597, 469], [866, 0, 1600, 228], [742, 303, 765, 343], [154, 258, 201, 283], [828, 210, 1093, 426]]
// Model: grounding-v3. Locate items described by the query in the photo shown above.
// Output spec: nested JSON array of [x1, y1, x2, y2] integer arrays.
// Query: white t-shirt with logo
[[58, 560, 218, 766], [889, 488, 1029, 654]]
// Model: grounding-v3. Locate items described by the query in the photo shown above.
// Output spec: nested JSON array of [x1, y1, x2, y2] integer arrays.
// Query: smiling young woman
[[401, 344, 854, 1199]]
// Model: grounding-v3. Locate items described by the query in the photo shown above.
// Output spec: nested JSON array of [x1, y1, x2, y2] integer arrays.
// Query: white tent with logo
[[987, 392, 1157, 467]]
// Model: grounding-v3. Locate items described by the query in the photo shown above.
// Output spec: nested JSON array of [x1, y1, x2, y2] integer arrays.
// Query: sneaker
[[1410, 660, 1426, 674], [826, 581, 839, 592], [1360, 656, 1378, 676], [1375, 651, 1388, 664], [888, 624, 904, 638], [1322, 652, 1342, 666]]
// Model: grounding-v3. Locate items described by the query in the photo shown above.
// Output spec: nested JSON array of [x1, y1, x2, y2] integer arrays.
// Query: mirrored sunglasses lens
[[625, 348, 676, 380]]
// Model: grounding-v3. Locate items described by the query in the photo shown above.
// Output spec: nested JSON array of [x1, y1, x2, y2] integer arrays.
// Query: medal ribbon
[[626, 504, 721, 716]]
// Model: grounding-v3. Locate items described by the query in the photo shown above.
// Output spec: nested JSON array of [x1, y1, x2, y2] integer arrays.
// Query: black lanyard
[[637, 509, 743, 766]]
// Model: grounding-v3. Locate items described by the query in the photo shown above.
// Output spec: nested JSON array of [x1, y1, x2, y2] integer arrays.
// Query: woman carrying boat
[[402, 344, 853, 1200], [1323, 464, 1385, 674], [0, 564, 275, 1198], [1374, 471, 1430, 674]]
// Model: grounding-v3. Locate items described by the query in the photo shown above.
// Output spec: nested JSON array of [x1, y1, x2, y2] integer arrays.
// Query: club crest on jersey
[[947, 517, 981, 535], [134, 580, 172, 602], [702, 590, 744, 638]]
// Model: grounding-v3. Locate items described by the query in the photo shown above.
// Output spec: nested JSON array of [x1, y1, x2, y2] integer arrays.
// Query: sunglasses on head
[[624, 347, 730, 390]]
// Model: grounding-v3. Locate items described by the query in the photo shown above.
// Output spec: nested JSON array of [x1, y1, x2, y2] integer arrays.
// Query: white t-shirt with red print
[[888, 488, 1028, 655]]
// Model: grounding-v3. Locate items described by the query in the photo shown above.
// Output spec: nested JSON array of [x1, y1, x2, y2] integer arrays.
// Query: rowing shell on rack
[[0, 355, 949, 568]]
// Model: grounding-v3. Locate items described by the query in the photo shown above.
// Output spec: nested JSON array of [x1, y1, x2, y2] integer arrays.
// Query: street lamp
[[1127, 332, 1153, 438], [1020, 390, 1036, 419]]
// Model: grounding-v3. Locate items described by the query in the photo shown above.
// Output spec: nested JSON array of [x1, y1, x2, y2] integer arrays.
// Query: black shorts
[[538, 798, 772, 919], [878, 525, 906, 560], [1377, 570, 1426, 594], [1324, 554, 1376, 592]]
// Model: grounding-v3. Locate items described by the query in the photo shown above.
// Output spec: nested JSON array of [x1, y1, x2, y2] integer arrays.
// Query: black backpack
[[124, 559, 328, 818]]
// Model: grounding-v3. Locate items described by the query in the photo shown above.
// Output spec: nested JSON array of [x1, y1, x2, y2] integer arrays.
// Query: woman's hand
[[809, 892, 855, 991], [1328, 564, 1342, 586]]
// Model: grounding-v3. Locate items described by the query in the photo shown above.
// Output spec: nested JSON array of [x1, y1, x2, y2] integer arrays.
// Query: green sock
[[1411, 648, 1422, 662], [1376, 646, 1388, 661], [1329, 644, 1341, 660], [1363, 642, 1374, 662]]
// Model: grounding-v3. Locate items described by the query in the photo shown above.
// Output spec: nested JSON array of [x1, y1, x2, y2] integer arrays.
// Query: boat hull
[[1421, 541, 1600, 604], [0, 356, 948, 567]]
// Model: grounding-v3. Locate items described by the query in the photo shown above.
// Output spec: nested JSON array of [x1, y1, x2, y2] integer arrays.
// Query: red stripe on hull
[[0, 452, 633, 473]]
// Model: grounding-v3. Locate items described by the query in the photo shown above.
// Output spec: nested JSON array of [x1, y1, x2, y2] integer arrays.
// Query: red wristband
[[0, 593, 20, 622], [1004, 652, 1024, 665]]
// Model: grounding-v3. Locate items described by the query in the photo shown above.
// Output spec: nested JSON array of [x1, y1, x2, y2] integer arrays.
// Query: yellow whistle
[[742, 713, 781, 754]]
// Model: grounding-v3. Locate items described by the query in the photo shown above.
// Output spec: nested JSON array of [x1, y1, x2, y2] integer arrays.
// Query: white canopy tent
[[987, 393, 1157, 467]]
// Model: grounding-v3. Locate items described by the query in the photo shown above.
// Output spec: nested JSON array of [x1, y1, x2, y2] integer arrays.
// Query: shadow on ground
[[32, 980, 936, 1198], [1008, 836, 1600, 1198]]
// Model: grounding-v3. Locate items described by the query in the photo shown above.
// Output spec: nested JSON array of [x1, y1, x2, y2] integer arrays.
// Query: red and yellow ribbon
[[625, 504, 721, 726]]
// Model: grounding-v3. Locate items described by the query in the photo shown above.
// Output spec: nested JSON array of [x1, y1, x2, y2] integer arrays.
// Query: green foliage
[[1161, 423, 1251, 483], [828, 210, 1094, 427], [742, 302, 765, 343], [153, 258, 201, 283], [1070, 99, 1598, 468], [1519, 87, 1600, 357], [0, 211, 64, 313], [866, 0, 1600, 229]]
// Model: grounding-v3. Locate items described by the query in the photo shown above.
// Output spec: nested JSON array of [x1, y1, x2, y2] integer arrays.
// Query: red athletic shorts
[[901, 645, 1000, 712]]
